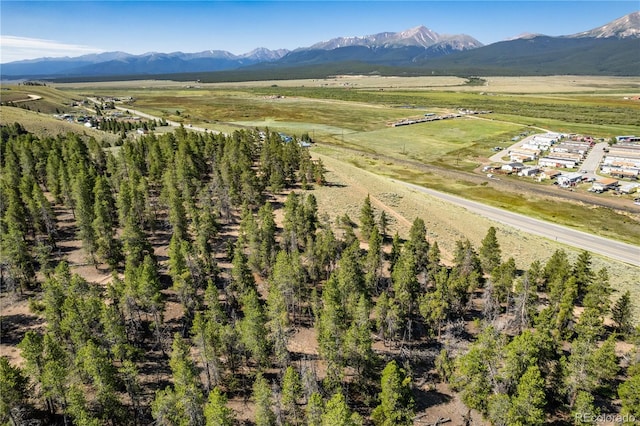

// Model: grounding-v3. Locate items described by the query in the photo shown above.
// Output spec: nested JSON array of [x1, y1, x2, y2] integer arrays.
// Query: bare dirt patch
[[0, 293, 45, 366]]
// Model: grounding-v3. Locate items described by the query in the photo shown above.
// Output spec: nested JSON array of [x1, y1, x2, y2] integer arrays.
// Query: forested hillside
[[1, 122, 638, 425]]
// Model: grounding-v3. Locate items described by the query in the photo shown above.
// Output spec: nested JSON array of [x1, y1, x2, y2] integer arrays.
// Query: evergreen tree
[[118, 360, 143, 424], [419, 275, 449, 338], [499, 330, 541, 394], [572, 391, 599, 425], [372, 360, 414, 426], [75, 340, 124, 423], [508, 365, 546, 426], [321, 392, 362, 426], [281, 366, 303, 425], [573, 250, 595, 297], [344, 295, 375, 379], [257, 201, 277, 273], [374, 291, 394, 345], [511, 267, 538, 332], [266, 266, 291, 367], [0, 356, 29, 425], [452, 239, 483, 297], [435, 348, 453, 383], [66, 385, 102, 426], [391, 246, 419, 341], [238, 288, 270, 367], [378, 210, 389, 241], [389, 232, 402, 274], [407, 217, 429, 276], [162, 167, 188, 241], [270, 249, 306, 323], [563, 335, 619, 407], [31, 182, 57, 244], [204, 387, 235, 426], [612, 290, 633, 336], [72, 166, 97, 262], [582, 267, 612, 315], [359, 194, 376, 241], [618, 363, 640, 420], [451, 326, 502, 413], [253, 373, 276, 426], [479, 226, 501, 274], [169, 234, 198, 325], [336, 241, 366, 317], [365, 225, 383, 295], [152, 333, 205, 426], [0, 218, 34, 292], [317, 275, 346, 390], [543, 249, 571, 292], [487, 392, 512, 426], [306, 392, 325, 426], [231, 241, 256, 296], [92, 175, 122, 268], [492, 256, 516, 305], [40, 333, 70, 418]]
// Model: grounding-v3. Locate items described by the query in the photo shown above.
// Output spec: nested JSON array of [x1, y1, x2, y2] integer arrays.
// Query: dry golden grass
[[0, 106, 120, 143], [53, 75, 640, 93], [309, 149, 640, 321]]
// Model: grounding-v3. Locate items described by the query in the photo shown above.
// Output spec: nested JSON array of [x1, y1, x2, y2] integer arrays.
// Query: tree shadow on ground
[[0, 313, 45, 345]]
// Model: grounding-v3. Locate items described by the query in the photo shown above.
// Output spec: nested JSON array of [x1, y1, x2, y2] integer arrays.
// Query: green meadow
[[4, 76, 639, 244]]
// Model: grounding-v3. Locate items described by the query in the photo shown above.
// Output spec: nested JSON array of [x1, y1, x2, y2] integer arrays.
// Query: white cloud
[[0, 35, 104, 63]]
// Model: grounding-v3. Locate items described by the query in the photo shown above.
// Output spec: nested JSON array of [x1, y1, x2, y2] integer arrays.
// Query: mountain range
[[2, 12, 638, 80]]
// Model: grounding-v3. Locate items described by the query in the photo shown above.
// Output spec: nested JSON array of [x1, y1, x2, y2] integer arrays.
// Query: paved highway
[[391, 179, 640, 267], [96, 99, 639, 265]]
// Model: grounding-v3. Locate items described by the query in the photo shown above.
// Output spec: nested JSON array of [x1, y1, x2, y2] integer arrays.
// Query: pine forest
[[1, 122, 639, 426]]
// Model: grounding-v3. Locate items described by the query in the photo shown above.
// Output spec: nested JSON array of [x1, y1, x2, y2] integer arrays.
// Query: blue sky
[[1, 1, 638, 63]]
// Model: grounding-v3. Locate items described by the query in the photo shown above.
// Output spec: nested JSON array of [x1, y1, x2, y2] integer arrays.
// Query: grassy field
[[3, 76, 639, 245], [310, 149, 640, 320], [341, 117, 523, 166], [0, 106, 120, 144], [310, 144, 640, 244]]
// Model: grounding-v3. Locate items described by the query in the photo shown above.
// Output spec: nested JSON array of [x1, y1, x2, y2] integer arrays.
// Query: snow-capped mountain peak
[[569, 11, 640, 39], [307, 25, 482, 50]]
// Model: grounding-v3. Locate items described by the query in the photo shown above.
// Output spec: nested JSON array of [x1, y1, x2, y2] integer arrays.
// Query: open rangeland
[[43, 76, 640, 243], [1, 75, 639, 425]]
